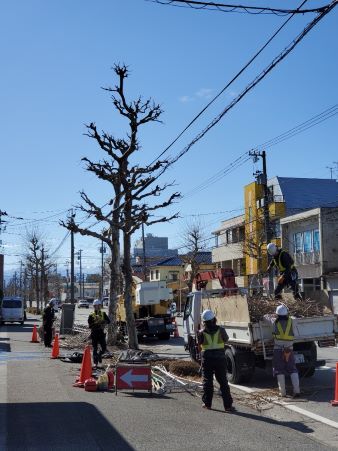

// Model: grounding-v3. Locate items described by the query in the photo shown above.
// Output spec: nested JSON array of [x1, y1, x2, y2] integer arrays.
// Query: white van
[[0, 297, 25, 325]]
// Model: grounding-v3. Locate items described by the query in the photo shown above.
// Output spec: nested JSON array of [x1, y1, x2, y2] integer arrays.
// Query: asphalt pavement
[[0, 315, 338, 450]]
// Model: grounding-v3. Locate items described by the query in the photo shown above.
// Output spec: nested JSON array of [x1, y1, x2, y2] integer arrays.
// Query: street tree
[[62, 64, 180, 349], [24, 231, 54, 312], [181, 220, 206, 292]]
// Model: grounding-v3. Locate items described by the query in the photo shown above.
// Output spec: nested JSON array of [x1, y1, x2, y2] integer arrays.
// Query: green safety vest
[[273, 250, 295, 272], [273, 318, 294, 341], [89, 310, 105, 324], [201, 329, 225, 351]]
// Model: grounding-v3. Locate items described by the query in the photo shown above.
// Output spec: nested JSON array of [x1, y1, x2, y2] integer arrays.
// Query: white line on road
[[229, 381, 338, 430]]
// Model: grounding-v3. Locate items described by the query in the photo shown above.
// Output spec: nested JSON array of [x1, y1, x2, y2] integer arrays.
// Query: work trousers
[[91, 330, 107, 365], [44, 324, 53, 347], [202, 352, 233, 409], [275, 270, 302, 300]]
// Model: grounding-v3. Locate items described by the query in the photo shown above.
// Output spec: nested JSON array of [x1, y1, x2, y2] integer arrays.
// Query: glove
[[278, 275, 285, 285]]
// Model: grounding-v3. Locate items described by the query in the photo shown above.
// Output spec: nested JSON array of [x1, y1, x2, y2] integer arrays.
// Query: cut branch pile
[[247, 297, 332, 323]]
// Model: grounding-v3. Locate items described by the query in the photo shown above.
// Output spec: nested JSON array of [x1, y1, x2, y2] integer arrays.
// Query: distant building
[[212, 215, 246, 287], [281, 207, 338, 313], [133, 233, 178, 258], [244, 177, 338, 279]]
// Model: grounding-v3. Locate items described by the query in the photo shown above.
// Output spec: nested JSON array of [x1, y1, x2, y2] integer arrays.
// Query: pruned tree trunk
[[107, 227, 120, 345], [123, 216, 138, 350]]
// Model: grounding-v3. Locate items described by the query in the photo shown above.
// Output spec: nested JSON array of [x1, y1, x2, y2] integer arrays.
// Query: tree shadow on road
[[2, 402, 134, 450]]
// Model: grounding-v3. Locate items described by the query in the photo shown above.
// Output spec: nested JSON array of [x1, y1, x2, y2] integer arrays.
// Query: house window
[[170, 273, 178, 281], [313, 229, 320, 252], [271, 221, 281, 238], [155, 270, 159, 279], [293, 232, 303, 253], [150, 270, 154, 280], [303, 231, 312, 253], [293, 229, 320, 254]]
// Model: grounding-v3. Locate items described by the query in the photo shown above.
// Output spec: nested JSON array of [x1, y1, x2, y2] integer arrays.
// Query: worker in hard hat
[[42, 300, 56, 348], [88, 299, 110, 367], [267, 243, 302, 301], [265, 305, 300, 398], [197, 309, 234, 413]]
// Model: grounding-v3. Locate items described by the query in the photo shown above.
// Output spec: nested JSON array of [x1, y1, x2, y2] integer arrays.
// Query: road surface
[[1, 316, 337, 450]]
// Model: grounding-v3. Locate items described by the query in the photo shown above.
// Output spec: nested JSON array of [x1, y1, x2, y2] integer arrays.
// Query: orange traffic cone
[[331, 362, 338, 406], [73, 346, 92, 387], [31, 325, 39, 343], [174, 320, 180, 338], [51, 333, 60, 359]]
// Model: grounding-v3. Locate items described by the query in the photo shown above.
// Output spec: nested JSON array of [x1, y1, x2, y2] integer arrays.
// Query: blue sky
[[1, 0, 337, 276]]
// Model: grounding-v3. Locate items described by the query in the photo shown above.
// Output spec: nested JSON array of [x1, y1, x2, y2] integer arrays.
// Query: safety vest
[[201, 329, 225, 351], [273, 250, 295, 272], [273, 318, 294, 341], [89, 310, 105, 324]]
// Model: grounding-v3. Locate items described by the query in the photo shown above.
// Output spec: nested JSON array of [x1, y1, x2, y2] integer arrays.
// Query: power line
[[164, 2, 337, 172], [150, 0, 330, 16], [181, 104, 338, 199], [148, 0, 308, 166]]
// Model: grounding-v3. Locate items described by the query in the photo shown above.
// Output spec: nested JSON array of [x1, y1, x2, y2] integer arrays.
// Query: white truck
[[183, 289, 338, 384], [117, 281, 176, 340]]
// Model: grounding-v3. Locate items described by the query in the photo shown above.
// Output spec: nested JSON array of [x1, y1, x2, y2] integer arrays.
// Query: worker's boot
[[277, 374, 286, 397], [291, 372, 300, 398]]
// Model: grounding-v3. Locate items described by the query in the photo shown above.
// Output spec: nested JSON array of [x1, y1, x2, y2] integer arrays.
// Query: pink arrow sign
[[116, 365, 152, 390]]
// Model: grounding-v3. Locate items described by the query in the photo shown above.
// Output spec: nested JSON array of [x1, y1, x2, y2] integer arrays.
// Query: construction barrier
[[30, 325, 39, 343], [73, 346, 92, 387], [50, 333, 60, 359]]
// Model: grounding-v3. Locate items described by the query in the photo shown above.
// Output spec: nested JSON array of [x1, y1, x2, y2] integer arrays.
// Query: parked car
[[78, 299, 90, 309], [0, 297, 25, 325]]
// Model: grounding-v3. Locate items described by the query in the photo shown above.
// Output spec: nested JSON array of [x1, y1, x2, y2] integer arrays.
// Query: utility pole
[[19, 260, 23, 298], [142, 223, 146, 281], [70, 214, 75, 304], [249, 150, 271, 245], [77, 249, 83, 299], [100, 241, 106, 299], [327, 166, 334, 179], [0, 211, 8, 296], [249, 150, 272, 292]]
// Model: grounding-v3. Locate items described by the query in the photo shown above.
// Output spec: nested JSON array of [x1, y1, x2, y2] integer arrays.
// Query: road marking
[[229, 381, 338, 430], [283, 404, 338, 430]]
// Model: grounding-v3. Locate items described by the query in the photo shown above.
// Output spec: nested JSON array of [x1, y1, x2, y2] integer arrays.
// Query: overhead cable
[[148, 0, 308, 165], [150, 0, 329, 16]]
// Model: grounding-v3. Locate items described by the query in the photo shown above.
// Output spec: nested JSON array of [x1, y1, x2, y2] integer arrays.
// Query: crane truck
[[117, 280, 176, 340], [183, 269, 338, 383]]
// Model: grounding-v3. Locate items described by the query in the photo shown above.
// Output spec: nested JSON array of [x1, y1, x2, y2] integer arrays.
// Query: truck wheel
[[158, 332, 170, 341], [189, 339, 199, 363], [225, 348, 240, 384]]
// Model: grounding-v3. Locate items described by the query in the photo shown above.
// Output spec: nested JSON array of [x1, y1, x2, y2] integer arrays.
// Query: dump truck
[[183, 288, 338, 384], [117, 280, 176, 340]]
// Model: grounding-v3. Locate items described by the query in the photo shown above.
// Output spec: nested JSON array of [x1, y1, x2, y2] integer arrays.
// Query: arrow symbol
[[120, 369, 149, 387]]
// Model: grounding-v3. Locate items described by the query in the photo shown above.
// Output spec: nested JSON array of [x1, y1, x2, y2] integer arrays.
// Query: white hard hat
[[201, 309, 215, 322], [267, 243, 278, 256], [276, 305, 288, 316], [93, 299, 101, 306]]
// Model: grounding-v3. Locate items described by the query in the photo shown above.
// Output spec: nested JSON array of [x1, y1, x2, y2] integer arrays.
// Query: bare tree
[[181, 220, 206, 292], [24, 231, 54, 312], [62, 64, 180, 349]]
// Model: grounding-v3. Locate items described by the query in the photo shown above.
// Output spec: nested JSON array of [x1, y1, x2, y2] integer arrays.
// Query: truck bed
[[201, 292, 337, 348]]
